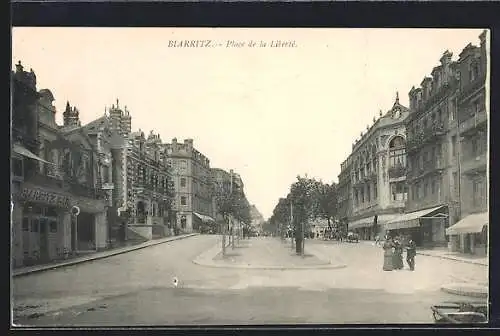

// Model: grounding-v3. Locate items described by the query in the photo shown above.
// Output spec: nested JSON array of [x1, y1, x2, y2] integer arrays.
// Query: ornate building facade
[[163, 138, 214, 233], [446, 31, 488, 256], [341, 95, 409, 240], [389, 49, 462, 248], [11, 62, 107, 268]]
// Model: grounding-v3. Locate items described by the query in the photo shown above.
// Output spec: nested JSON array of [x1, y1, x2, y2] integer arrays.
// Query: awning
[[349, 214, 402, 230], [12, 143, 52, 164], [386, 205, 447, 230], [446, 212, 488, 235], [349, 216, 374, 229], [194, 212, 215, 223]]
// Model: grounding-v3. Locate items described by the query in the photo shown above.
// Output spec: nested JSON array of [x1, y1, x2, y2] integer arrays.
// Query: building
[[81, 106, 127, 246], [249, 204, 265, 233], [11, 62, 108, 267], [342, 94, 410, 240], [446, 31, 488, 256], [163, 138, 214, 233], [337, 156, 353, 233], [388, 50, 461, 248], [119, 129, 175, 240]]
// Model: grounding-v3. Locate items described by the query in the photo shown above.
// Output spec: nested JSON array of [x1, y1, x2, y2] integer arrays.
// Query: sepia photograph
[[11, 27, 489, 326]]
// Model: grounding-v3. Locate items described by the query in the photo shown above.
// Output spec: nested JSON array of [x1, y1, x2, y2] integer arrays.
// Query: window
[[471, 137, 479, 155], [49, 220, 57, 233], [367, 185, 371, 202], [374, 183, 378, 198], [451, 136, 457, 157], [31, 218, 39, 232], [12, 157, 23, 178], [22, 217, 29, 231], [423, 180, 428, 197], [431, 178, 436, 194], [452, 172, 458, 194], [181, 196, 187, 206], [180, 178, 186, 187]]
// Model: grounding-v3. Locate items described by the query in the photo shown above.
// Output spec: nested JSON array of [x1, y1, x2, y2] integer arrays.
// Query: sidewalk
[[359, 240, 488, 266], [13, 233, 198, 277], [417, 249, 488, 266], [193, 237, 346, 270]]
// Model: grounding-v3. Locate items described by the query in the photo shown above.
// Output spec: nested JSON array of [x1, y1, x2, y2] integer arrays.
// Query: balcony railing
[[459, 110, 487, 136], [459, 74, 486, 100], [407, 159, 445, 180], [462, 152, 487, 175], [388, 165, 407, 179], [25, 162, 101, 199], [407, 123, 446, 152]]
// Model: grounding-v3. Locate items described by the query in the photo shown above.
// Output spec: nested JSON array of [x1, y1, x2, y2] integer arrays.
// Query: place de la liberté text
[[167, 39, 297, 48]]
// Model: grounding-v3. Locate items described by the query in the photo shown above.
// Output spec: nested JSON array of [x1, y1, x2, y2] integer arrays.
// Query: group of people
[[382, 235, 417, 271]]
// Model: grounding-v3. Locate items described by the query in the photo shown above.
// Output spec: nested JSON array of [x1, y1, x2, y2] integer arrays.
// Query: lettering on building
[[19, 188, 71, 208]]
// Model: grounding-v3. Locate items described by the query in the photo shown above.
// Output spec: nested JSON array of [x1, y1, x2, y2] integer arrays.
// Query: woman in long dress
[[393, 238, 404, 270], [382, 237, 394, 271]]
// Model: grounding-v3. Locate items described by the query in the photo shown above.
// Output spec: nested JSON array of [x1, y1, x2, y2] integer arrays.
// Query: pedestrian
[[375, 235, 380, 247], [393, 237, 404, 270], [382, 237, 395, 271], [406, 239, 417, 271]]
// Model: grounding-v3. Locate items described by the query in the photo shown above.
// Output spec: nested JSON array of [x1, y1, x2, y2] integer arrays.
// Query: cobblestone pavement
[[12, 236, 487, 326]]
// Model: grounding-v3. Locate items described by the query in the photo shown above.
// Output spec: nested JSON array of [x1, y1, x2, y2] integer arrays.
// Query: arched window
[[388, 136, 406, 168]]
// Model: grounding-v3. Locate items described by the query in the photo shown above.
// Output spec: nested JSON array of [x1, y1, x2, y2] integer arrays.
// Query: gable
[[63, 129, 95, 151]]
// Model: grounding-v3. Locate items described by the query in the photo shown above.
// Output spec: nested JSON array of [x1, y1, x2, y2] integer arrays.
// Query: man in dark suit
[[406, 239, 417, 271]]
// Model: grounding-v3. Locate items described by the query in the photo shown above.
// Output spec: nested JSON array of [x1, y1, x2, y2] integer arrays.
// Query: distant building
[[163, 138, 214, 233], [337, 156, 353, 232], [446, 31, 488, 256], [341, 94, 410, 240], [249, 205, 265, 232]]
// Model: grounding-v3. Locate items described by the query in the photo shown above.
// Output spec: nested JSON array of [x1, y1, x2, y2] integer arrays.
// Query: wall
[[95, 212, 108, 249], [128, 225, 152, 240]]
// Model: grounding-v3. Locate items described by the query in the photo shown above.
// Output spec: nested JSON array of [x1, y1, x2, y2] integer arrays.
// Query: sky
[[12, 28, 486, 219]]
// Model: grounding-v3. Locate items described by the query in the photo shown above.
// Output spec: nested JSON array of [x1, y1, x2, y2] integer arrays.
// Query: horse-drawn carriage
[[431, 301, 488, 324]]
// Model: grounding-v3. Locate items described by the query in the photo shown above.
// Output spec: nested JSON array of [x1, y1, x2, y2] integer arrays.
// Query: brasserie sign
[[19, 188, 71, 208]]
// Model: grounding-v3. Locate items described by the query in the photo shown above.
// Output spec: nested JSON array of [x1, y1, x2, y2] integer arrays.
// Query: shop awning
[[446, 212, 488, 235], [12, 143, 52, 164], [194, 212, 215, 223], [349, 216, 374, 229], [386, 205, 447, 230]]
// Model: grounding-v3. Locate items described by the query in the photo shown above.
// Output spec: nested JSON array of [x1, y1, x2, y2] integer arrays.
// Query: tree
[[315, 182, 339, 227], [288, 175, 319, 254]]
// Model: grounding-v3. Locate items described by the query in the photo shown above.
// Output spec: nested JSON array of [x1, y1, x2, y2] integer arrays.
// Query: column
[[61, 211, 72, 256]]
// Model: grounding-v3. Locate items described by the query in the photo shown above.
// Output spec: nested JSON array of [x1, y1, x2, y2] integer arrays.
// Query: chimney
[[15, 60, 23, 73], [479, 30, 487, 47], [440, 50, 453, 66], [184, 138, 194, 148]]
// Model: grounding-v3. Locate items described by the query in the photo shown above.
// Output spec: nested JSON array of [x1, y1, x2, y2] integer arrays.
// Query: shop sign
[[19, 188, 71, 208]]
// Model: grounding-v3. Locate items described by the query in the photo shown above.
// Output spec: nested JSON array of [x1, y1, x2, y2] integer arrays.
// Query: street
[[12, 235, 488, 325]]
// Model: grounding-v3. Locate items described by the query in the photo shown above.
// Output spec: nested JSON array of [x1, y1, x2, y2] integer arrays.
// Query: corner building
[[163, 138, 214, 233], [342, 95, 409, 240]]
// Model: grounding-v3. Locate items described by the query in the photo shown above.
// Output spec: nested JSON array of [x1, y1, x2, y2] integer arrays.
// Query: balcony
[[459, 110, 487, 136], [462, 152, 487, 175], [407, 123, 446, 153], [388, 165, 407, 179], [407, 159, 446, 181]]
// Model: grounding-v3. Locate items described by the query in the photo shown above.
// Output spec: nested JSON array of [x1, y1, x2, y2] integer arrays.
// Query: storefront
[[194, 212, 216, 233], [349, 214, 399, 240], [72, 195, 107, 251], [12, 184, 73, 267], [446, 212, 488, 256], [385, 205, 448, 247]]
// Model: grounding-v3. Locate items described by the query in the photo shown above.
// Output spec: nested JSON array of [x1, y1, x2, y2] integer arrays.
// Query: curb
[[192, 243, 347, 270], [417, 252, 488, 266], [440, 283, 488, 299], [13, 233, 199, 277]]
